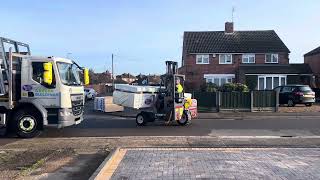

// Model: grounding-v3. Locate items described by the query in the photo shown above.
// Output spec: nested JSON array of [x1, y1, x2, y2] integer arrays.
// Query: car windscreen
[[298, 86, 312, 92]]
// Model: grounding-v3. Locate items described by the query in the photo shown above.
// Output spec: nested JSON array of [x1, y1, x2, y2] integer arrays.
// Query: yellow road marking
[[95, 149, 127, 180]]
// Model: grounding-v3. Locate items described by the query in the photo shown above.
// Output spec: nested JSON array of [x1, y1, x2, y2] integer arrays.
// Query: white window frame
[[196, 54, 210, 64], [204, 74, 235, 86], [265, 53, 279, 63], [257, 75, 287, 90], [242, 54, 255, 63], [219, 54, 232, 64]]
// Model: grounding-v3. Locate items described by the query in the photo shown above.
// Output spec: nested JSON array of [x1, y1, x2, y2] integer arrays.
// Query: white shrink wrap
[[114, 84, 160, 93], [113, 90, 156, 109]]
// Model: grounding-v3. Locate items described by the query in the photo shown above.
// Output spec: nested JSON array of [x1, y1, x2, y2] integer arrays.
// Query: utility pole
[[112, 53, 114, 89], [231, 6, 235, 23]]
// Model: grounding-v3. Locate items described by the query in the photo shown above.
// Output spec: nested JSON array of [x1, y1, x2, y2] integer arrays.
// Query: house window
[[196, 54, 209, 64], [265, 54, 278, 63], [257, 75, 286, 90], [204, 74, 235, 86], [242, 54, 255, 63], [219, 54, 232, 64]]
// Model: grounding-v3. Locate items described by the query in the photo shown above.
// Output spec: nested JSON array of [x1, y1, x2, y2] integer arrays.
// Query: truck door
[[21, 61, 59, 107]]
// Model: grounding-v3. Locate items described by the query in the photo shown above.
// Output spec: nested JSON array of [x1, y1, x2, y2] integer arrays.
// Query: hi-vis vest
[[176, 84, 183, 93]]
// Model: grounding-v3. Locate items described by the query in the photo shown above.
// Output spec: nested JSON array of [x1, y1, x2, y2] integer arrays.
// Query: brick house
[[179, 22, 313, 90], [304, 46, 320, 87]]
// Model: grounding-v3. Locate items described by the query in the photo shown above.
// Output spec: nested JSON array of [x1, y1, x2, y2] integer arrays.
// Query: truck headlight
[[59, 109, 72, 116]]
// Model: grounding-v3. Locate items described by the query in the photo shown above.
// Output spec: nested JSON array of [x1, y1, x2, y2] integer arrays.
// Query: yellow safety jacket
[[176, 84, 183, 93]]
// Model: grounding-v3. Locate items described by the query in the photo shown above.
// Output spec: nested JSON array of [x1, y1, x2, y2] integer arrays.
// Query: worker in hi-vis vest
[[175, 78, 184, 104], [176, 78, 183, 93]]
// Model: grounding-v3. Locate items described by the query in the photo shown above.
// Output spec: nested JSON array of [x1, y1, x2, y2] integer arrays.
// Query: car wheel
[[14, 109, 42, 138], [305, 103, 313, 107], [136, 112, 147, 126], [287, 99, 295, 107]]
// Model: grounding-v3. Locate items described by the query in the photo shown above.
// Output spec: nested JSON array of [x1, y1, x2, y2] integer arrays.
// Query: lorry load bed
[[113, 84, 159, 109]]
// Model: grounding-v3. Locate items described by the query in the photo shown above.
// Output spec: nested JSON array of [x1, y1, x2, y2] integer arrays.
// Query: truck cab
[[0, 37, 89, 138]]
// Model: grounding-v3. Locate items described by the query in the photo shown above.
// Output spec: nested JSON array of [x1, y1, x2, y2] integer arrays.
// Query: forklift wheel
[[136, 113, 147, 126], [177, 111, 190, 126]]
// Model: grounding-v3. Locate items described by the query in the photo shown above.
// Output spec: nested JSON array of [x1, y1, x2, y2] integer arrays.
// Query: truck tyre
[[177, 111, 190, 126], [136, 112, 147, 126], [14, 109, 41, 138]]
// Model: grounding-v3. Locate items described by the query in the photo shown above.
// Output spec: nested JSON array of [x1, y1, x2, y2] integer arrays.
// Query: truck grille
[[71, 94, 84, 116], [72, 106, 83, 116]]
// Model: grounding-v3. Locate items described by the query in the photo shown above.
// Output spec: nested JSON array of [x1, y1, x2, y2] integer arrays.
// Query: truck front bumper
[[57, 108, 83, 128]]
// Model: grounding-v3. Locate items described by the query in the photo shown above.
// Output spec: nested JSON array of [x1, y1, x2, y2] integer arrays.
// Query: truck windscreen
[[57, 62, 81, 86]]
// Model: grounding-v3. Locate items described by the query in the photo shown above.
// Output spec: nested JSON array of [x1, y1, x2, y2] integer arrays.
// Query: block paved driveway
[[111, 148, 320, 180]]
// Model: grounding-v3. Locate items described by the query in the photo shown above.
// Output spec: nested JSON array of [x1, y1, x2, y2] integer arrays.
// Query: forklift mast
[[165, 61, 178, 75], [0, 37, 31, 97]]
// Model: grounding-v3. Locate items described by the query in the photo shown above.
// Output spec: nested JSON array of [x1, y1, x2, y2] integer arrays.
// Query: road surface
[[39, 101, 320, 137], [1, 100, 320, 139]]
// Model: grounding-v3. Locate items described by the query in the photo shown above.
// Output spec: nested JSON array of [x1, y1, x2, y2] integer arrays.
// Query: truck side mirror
[[84, 68, 89, 85], [43, 62, 53, 85]]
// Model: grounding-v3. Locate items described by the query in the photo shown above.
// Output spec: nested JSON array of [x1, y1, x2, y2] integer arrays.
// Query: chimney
[[225, 22, 234, 33]]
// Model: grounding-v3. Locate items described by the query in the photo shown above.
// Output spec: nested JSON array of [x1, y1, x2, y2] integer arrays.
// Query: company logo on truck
[[22, 85, 33, 91]]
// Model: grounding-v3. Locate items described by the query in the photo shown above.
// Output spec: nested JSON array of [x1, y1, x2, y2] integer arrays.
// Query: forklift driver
[[175, 78, 183, 103]]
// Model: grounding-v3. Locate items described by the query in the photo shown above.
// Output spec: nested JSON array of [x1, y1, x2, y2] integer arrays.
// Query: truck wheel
[[177, 111, 190, 126], [14, 109, 41, 138], [136, 113, 147, 126]]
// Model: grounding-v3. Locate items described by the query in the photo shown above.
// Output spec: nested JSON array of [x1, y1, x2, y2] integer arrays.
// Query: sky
[[0, 0, 319, 75]]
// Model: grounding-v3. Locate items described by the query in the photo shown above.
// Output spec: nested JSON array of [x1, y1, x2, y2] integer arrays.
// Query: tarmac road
[[1, 100, 320, 140], [38, 100, 320, 138]]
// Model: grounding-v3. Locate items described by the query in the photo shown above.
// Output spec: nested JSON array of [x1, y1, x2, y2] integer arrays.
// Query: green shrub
[[206, 82, 219, 92], [200, 82, 218, 92], [220, 83, 236, 92], [201, 82, 249, 92], [235, 83, 249, 92], [199, 82, 207, 92], [245, 75, 257, 90]]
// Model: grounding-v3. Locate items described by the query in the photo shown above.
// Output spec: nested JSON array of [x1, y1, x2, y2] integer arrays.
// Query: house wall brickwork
[[305, 54, 320, 76], [181, 53, 289, 90], [304, 53, 320, 87]]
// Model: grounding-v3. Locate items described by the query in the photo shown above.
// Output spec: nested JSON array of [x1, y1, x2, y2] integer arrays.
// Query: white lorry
[[0, 37, 89, 138]]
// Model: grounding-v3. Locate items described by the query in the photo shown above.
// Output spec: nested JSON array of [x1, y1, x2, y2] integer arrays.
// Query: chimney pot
[[225, 22, 234, 33]]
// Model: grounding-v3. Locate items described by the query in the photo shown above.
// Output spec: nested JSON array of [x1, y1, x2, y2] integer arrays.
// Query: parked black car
[[273, 85, 315, 107], [312, 88, 320, 102]]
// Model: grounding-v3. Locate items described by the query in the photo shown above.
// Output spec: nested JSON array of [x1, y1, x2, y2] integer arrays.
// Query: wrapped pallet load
[[113, 84, 159, 109], [93, 96, 124, 112]]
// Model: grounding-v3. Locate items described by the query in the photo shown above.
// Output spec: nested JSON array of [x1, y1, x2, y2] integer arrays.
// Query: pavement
[[97, 147, 320, 180], [1, 136, 320, 179]]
